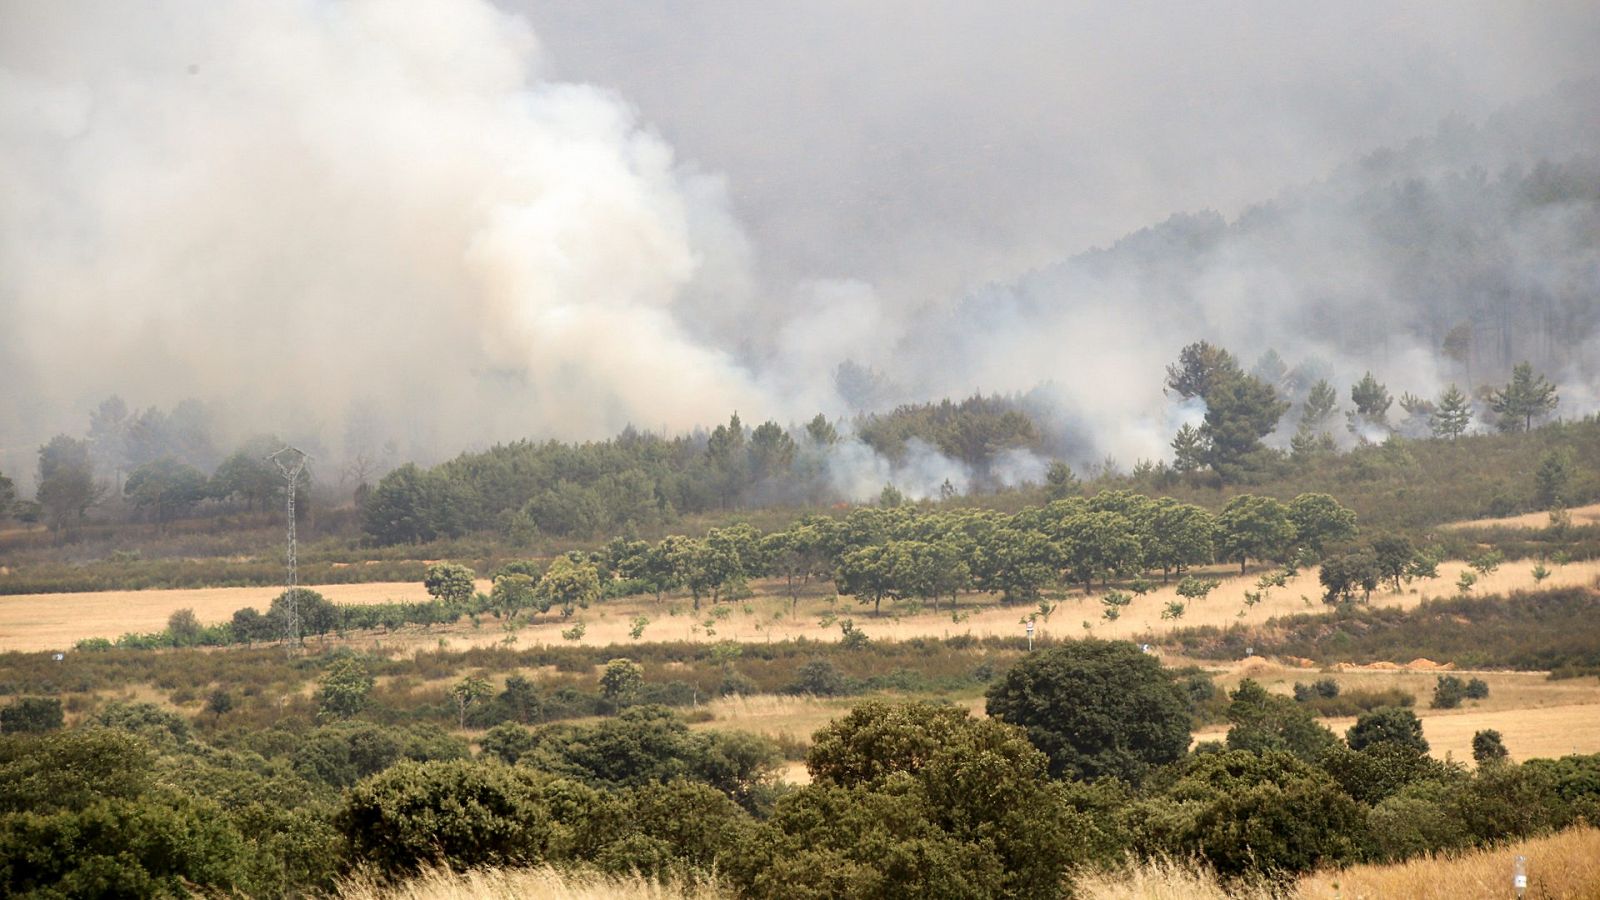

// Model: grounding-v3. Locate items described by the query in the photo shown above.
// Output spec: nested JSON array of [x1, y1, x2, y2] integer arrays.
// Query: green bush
[[0, 697, 63, 734], [1133, 750, 1365, 877], [1346, 708, 1429, 755], [1430, 675, 1465, 709], [986, 640, 1192, 783], [337, 759, 556, 872]]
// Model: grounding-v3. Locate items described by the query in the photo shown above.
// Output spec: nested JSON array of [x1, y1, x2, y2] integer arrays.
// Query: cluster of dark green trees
[[359, 398, 1047, 545], [8, 640, 1599, 897]]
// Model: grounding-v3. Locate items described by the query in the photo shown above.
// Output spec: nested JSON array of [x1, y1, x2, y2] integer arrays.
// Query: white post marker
[[1513, 854, 1527, 897], [1025, 619, 1035, 651]]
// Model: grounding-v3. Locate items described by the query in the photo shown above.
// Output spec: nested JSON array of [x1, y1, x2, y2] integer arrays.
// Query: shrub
[[787, 659, 847, 696], [91, 701, 190, 748], [1431, 675, 1465, 709], [1464, 677, 1489, 700], [1347, 707, 1429, 755], [985, 639, 1191, 783], [0, 697, 63, 734], [337, 759, 555, 872], [1134, 751, 1365, 877], [1472, 729, 1509, 766]]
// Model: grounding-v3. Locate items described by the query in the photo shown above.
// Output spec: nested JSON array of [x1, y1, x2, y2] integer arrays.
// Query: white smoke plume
[[2, 0, 1599, 487], [0, 0, 781, 474]]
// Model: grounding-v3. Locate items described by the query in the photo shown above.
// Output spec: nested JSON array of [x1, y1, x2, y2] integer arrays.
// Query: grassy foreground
[[338, 866, 722, 900], [345, 827, 1600, 899]]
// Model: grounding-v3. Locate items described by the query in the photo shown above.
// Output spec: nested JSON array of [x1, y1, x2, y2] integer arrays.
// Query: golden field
[[4, 554, 1597, 656]]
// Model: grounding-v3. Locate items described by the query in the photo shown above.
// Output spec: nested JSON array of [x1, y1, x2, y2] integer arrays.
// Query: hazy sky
[[1, 0, 1597, 481], [511, 1, 1600, 303]]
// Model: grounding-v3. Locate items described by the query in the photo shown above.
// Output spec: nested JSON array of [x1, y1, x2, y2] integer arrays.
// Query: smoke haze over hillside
[[2, 0, 1598, 486]]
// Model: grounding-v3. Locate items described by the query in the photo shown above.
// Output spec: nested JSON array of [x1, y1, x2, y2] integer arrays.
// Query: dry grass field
[[1443, 501, 1600, 530], [4, 553, 1597, 657], [1297, 826, 1600, 899], [1190, 661, 1600, 763], [0, 580, 486, 653]]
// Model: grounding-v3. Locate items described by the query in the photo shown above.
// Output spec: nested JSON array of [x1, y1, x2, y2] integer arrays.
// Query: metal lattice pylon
[[268, 446, 310, 649]]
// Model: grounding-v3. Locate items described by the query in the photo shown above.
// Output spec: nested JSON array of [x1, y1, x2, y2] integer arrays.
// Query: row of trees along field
[[88, 488, 1365, 653], [5, 639, 1600, 896], [540, 490, 1363, 618]]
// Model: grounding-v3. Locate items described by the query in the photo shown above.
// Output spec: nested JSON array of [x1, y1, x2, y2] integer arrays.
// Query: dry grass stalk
[[1298, 826, 1600, 900], [337, 865, 725, 900]]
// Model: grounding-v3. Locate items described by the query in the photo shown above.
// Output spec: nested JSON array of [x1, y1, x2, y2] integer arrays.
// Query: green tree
[[668, 536, 739, 611], [1346, 707, 1429, 755], [1223, 679, 1339, 762], [1216, 494, 1296, 573], [1165, 340, 1241, 400], [1347, 371, 1392, 435], [208, 436, 289, 511], [748, 421, 797, 481], [1044, 460, 1080, 498], [124, 458, 208, 524], [535, 556, 602, 617], [837, 543, 900, 616], [1489, 362, 1558, 432], [1300, 378, 1338, 430], [166, 608, 202, 646], [805, 413, 839, 446], [450, 675, 492, 729], [423, 562, 477, 606], [489, 572, 540, 620], [1288, 492, 1358, 558], [985, 639, 1191, 783], [1056, 510, 1142, 592], [1471, 729, 1509, 765], [762, 525, 826, 612], [35, 434, 101, 530], [1429, 384, 1472, 438], [0, 470, 13, 520], [1146, 499, 1215, 579], [734, 701, 1088, 899], [1535, 449, 1574, 509], [316, 656, 375, 720], [977, 525, 1056, 603], [600, 659, 645, 705], [1431, 675, 1465, 710], [1318, 549, 1380, 604], [1370, 534, 1415, 591], [1200, 373, 1288, 480], [1170, 424, 1207, 474], [361, 463, 430, 545]]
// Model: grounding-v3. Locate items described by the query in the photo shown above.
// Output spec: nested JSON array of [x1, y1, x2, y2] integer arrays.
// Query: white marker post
[[1025, 619, 1035, 652], [1513, 854, 1527, 897]]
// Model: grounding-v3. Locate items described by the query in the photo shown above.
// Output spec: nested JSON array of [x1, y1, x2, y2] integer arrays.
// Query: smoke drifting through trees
[[2, 1, 1598, 487]]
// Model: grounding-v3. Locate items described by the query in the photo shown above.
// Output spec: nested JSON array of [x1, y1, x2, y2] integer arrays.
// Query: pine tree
[[1489, 362, 1558, 432], [1346, 372, 1392, 436], [1429, 384, 1472, 438]]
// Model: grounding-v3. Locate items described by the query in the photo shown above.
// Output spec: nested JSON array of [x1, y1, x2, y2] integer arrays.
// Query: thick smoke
[[0, 0, 782, 475], [3, 0, 1599, 488]]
